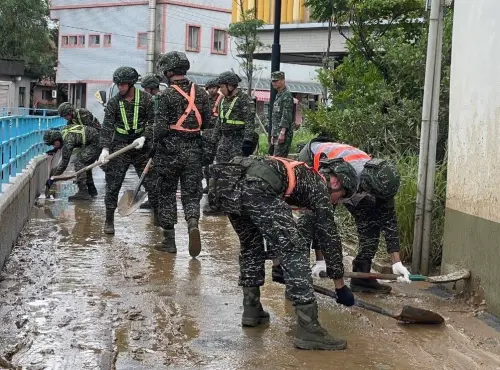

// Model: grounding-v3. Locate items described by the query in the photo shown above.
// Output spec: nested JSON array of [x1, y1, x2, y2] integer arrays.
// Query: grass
[[256, 128, 317, 155]]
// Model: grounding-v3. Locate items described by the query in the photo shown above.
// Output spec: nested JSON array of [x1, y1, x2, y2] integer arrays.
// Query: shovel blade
[[396, 305, 445, 325], [117, 190, 148, 217]]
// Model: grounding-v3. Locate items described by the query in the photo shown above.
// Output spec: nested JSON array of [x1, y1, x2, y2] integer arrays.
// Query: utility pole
[[268, 0, 282, 141], [412, 0, 445, 275], [146, 0, 157, 74]]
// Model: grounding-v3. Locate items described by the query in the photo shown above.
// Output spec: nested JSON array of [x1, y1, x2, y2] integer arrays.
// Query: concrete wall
[[0, 152, 60, 270], [442, 0, 500, 316], [0, 75, 32, 109]]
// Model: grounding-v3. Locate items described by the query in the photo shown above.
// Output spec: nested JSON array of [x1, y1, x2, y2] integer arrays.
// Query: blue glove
[[335, 285, 355, 307]]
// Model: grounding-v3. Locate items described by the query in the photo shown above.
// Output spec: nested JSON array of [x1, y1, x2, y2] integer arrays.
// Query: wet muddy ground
[[2, 169, 500, 369]]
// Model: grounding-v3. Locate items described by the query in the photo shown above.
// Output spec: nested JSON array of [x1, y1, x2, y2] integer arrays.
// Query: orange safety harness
[[169, 84, 202, 132]]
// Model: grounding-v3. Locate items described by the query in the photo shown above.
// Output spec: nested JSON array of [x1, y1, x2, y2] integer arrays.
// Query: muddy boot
[[295, 302, 347, 350], [187, 217, 201, 257], [68, 183, 91, 201], [350, 259, 392, 294], [104, 209, 115, 235], [156, 229, 177, 253], [242, 287, 270, 327], [140, 200, 151, 209], [153, 208, 160, 227], [87, 183, 98, 197]]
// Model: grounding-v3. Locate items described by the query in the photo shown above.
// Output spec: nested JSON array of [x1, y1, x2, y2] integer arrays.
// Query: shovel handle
[[131, 158, 153, 201], [343, 272, 426, 282]]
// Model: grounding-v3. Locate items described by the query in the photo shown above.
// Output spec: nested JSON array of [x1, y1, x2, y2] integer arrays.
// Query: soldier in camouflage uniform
[[57, 102, 101, 130], [153, 51, 210, 257], [99, 66, 156, 235], [207, 155, 355, 350], [286, 139, 412, 293], [269, 71, 294, 157], [210, 71, 256, 164], [44, 126, 101, 200]]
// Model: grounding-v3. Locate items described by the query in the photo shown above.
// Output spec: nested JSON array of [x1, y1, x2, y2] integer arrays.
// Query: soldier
[[153, 51, 210, 257], [98, 66, 156, 235], [57, 102, 101, 130], [276, 139, 411, 293], [44, 125, 101, 200], [212, 71, 256, 164], [208, 155, 355, 350], [269, 71, 294, 157]]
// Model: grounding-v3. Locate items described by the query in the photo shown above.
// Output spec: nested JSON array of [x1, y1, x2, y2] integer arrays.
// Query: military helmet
[[205, 78, 219, 89], [218, 71, 241, 86], [43, 129, 63, 146], [360, 159, 400, 199], [157, 51, 190, 75], [113, 66, 140, 84], [140, 73, 161, 89], [319, 157, 358, 199], [57, 102, 75, 117]]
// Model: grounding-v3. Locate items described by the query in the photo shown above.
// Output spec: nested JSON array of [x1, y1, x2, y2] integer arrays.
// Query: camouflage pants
[[103, 141, 157, 210], [73, 144, 100, 185], [270, 133, 293, 158], [216, 130, 244, 163], [153, 137, 203, 228], [202, 128, 217, 180], [228, 178, 315, 305]]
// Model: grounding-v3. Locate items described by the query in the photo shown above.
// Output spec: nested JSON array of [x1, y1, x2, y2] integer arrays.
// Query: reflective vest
[[62, 124, 86, 146], [169, 84, 202, 132], [270, 156, 304, 197], [117, 88, 143, 135], [220, 96, 245, 125], [311, 142, 371, 176], [212, 93, 223, 117]]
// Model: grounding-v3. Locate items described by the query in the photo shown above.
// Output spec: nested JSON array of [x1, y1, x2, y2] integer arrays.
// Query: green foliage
[[256, 129, 317, 156]]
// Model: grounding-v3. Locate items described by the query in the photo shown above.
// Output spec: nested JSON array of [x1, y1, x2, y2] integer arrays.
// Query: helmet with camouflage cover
[[157, 51, 190, 75], [217, 71, 241, 86], [112, 66, 140, 84], [140, 73, 161, 89], [205, 78, 219, 89], [57, 102, 75, 117], [360, 158, 400, 199], [44, 129, 63, 146], [319, 157, 358, 199]]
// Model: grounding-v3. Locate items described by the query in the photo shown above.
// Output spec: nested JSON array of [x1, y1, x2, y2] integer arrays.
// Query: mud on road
[[1, 171, 500, 369]]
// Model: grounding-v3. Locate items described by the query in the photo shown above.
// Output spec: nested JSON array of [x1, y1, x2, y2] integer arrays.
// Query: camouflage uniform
[[44, 126, 101, 200], [100, 67, 156, 214], [153, 51, 210, 257], [212, 71, 256, 164], [297, 139, 401, 293], [202, 78, 223, 186], [208, 156, 349, 350], [270, 71, 294, 157], [58, 102, 101, 130]]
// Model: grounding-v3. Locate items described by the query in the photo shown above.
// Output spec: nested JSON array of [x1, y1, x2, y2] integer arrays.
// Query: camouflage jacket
[[100, 88, 154, 149], [70, 108, 101, 130], [154, 78, 210, 146], [215, 89, 256, 140], [208, 93, 223, 129], [271, 86, 294, 137], [52, 125, 100, 176]]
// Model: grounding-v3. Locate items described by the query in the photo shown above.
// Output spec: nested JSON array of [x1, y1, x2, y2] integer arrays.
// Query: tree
[[227, 1, 266, 95]]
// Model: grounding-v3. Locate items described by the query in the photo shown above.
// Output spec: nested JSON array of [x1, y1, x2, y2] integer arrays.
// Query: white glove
[[392, 262, 411, 283], [133, 136, 146, 149], [311, 260, 326, 278], [99, 149, 110, 164]]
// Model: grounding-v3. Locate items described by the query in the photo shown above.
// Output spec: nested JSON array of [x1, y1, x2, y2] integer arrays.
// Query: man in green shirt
[[269, 71, 294, 157]]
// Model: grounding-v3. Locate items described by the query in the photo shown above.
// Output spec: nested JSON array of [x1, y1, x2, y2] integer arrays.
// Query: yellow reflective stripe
[[225, 120, 245, 125], [220, 96, 239, 121], [118, 88, 140, 133], [62, 125, 86, 146]]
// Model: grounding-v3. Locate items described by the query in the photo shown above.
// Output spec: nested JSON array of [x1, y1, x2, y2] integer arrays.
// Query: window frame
[[211, 28, 228, 55], [89, 34, 101, 48], [137, 32, 148, 49], [185, 24, 201, 53], [61, 34, 85, 48], [103, 34, 112, 48]]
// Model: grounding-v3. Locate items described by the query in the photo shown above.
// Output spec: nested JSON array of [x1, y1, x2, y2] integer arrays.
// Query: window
[[78, 35, 85, 46], [212, 28, 227, 54], [62, 35, 85, 48], [104, 34, 112, 47], [42, 90, 53, 100], [89, 34, 100, 47], [137, 32, 147, 49], [186, 25, 200, 52], [61, 36, 69, 47], [18, 87, 26, 107]]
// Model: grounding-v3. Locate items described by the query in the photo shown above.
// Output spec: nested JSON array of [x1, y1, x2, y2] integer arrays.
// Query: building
[[50, 0, 321, 121], [33, 80, 58, 109], [441, 1, 500, 316], [0, 59, 34, 116]]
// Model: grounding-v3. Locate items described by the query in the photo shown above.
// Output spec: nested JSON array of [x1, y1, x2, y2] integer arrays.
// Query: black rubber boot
[[104, 209, 115, 235], [187, 218, 201, 257], [241, 287, 270, 327], [350, 259, 392, 294], [295, 302, 347, 350], [140, 200, 151, 209], [156, 229, 176, 253], [153, 208, 160, 227], [87, 183, 98, 197], [68, 183, 91, 201], [202, 202, 225, 216]]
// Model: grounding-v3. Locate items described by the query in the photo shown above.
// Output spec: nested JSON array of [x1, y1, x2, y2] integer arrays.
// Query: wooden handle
[[131, 158, 153, 201]]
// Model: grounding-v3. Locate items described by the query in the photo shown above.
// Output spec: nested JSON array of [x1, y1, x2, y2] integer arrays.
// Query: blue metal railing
[[1, 109, 65, 192]]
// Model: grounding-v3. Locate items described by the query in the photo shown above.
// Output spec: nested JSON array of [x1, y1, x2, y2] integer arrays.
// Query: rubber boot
[[350, 259, 392, 294], [187, 217, 201, 257], [68, 183, 91, 201], [104, 209, 115, 235], [241, 287, 270, 327], [153, 208, 160, 227], [295, 302, 347, 350], [87, 183, 98, 197], [156, 229, 176, 253], [140, 200, 151, 209]]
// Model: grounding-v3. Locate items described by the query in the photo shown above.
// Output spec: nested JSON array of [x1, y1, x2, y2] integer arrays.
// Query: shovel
[[313, 284, 445, 325], [340, 269, 471, 284], [117, 158, 153, 217]]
